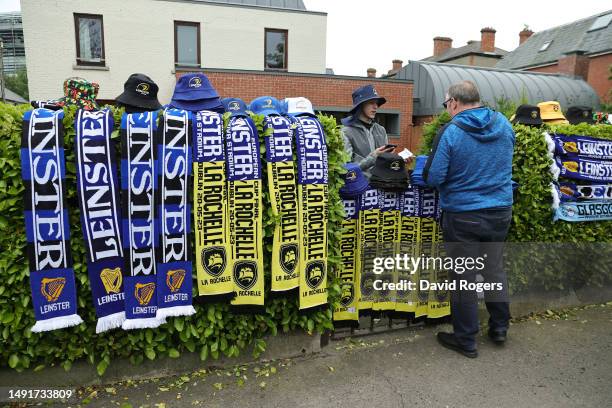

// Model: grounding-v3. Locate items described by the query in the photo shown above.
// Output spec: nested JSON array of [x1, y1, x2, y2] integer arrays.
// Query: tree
[[4, 69, 29, 100]]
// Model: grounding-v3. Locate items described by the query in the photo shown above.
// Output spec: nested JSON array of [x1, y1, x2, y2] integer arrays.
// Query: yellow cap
[[537, 101, 567, 122]]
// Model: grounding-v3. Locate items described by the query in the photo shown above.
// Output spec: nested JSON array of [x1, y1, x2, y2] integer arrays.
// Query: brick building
[[497, 10, 612, 102], [21, 0, 415, 149], [420, 28, 508, 68]]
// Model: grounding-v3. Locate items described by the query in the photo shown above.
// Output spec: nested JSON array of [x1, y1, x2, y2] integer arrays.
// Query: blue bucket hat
[[349, 84, 386, 115], [339, 163, 369, 197], [222, 97, 248, 117], [249, 96, 281, 116], [172, 73, 219, 101]]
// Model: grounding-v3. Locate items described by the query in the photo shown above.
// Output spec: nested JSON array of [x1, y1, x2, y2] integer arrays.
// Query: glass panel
[[78, 17, 103, 62], [589, 14, 612, 31], [265, 31, 286, 69], [177, 24, 198, 65]]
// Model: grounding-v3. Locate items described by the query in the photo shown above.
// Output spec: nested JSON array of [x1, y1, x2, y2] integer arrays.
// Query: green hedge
[[0, 102, 348, 374], [419, 112, 612, 292]]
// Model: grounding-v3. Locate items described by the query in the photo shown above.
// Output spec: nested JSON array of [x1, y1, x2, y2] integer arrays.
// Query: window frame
[[174, 20, 201, 67], [74, 13, 106, 67], [538, 41, 552, 52], [264, 28, 288, 71]]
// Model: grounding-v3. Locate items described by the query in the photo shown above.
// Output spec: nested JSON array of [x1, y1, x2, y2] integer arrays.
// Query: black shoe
[[488, 329, 507, 344], [436, 332, 478, 358]]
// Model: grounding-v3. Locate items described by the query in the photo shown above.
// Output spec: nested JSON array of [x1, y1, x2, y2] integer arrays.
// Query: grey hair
[[447, 81, 480, 104]]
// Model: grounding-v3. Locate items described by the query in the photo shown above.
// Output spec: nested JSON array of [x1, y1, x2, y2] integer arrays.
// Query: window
[[539, 41, 552, 52], [265, 29, 288, 71], [174, 21, 200, 67], [74, 13, 105, 66], [588, 13, 612, 32]]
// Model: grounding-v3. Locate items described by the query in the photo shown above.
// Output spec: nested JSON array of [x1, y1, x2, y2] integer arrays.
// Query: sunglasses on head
[[442, 97, 453, 109]]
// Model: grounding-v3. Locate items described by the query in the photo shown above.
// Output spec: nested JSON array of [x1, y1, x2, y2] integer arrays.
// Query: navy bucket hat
[[249, 96, 281, 116], [170, 73, 223, 112], [339, 163, 369, 197], [172, 73, 219, 101], [222, 97, 248, 118], [349, 84, 386, 115]]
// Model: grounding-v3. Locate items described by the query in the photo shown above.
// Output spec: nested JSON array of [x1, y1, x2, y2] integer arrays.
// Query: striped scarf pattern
[[121, 112, 165, 329], [21, 108, 83, 332], [74, 109, 125, 333], [156, 108, 196, 319]]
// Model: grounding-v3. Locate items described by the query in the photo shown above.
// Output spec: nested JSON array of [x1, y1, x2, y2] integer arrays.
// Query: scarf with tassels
[[121, 112, 165, 329], [155, 108, 196, 319], [193, 111, 234, 302], [74, 109, 125, 333], [291, 115, 329, 311], [264, 116, 300, 295], [333, 196, 360, 327], [226, 116, 264, 310], [551, 155, 612, 183], [21, 108, 83, 332], [546, 133, 612, 160]]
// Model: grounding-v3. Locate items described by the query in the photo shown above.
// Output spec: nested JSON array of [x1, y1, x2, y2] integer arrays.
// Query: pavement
[[37, 303, 612, 408]]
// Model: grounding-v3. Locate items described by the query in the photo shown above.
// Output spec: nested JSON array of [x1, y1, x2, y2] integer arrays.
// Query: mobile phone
[[384, 144, 397, 150]]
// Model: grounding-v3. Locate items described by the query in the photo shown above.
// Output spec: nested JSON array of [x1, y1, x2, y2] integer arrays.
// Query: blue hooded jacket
[[423, 107, 515, 212]]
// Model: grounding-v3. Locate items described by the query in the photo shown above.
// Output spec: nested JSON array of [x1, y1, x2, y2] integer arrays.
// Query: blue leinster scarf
[[546, 133, 612, 160], [121, 112, 165, 329], [552, 155, 612, 183], [21, 108, 83, 332], [75, 109, 125, 333], [156, 108, 196, 319]]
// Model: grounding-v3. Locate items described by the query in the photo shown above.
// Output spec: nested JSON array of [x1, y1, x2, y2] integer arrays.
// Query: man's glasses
[[442, 98, 453, 109]]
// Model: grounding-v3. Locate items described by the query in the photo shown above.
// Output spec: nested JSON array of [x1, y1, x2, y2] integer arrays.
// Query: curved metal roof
[[397, 61, 600, 116]]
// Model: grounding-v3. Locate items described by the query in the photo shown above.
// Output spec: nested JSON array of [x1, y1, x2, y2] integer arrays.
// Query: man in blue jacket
[[424, 80, 514, 358]]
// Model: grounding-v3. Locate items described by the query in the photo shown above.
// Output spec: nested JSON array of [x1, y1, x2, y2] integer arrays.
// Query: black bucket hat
[[115, 73, 162, 112], [511, 104, 542, 126], [566, 106, 595, 125], [369, 152, 409, 191]]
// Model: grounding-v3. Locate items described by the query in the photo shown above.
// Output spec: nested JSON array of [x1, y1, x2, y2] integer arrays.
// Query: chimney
[[387, 59, 403, 75], [433, 37, 452, 57], [480, 27, 496, 52], [367, 68, 377, 78], [558, 50, 590, 80], [519, 28, 534, 45]]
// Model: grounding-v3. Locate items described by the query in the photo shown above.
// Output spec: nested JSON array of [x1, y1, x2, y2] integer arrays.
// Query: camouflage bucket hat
[[53, 77, 100, 111]]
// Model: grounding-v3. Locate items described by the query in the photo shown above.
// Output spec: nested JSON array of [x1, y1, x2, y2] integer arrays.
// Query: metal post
[[0, 40, 5, 103]]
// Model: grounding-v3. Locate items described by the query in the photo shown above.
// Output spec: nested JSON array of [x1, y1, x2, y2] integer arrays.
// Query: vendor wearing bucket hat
[[341, 84, 394, 179], [566, 106, 595, 125], [170, 73, 224, 113], [510, 104, 543, 127], [369, 152, 409, 192], [32, 77, 100, 111], [339, 163, 370, 198], [115, 73, 162, 113], [222, 97, 249, 118], [537, 101, 569, 125]]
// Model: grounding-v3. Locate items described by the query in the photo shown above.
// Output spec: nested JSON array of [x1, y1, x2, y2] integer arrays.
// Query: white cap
[[284, 97, 315, 117]]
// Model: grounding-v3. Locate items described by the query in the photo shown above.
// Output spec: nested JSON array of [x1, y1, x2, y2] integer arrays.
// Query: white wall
[[21, 0, 327, 102]]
